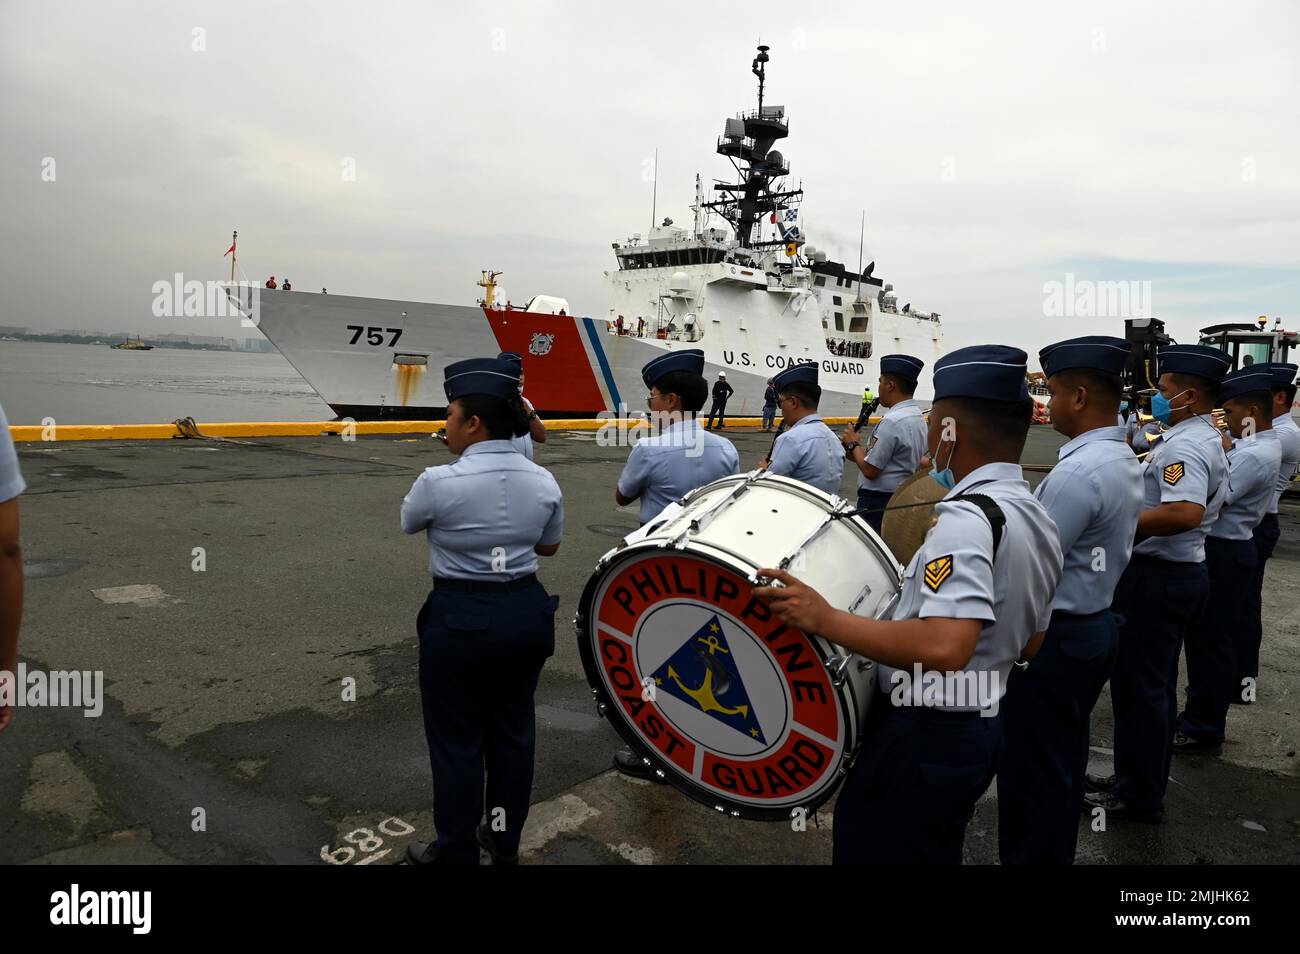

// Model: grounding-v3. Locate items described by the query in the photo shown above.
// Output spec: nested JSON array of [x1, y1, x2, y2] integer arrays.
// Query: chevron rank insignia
[[924, 554, 954, 592], [1163, 461, 1185, 486]]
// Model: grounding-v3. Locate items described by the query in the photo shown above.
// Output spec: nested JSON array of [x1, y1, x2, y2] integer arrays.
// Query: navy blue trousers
[[1179, 537, 1257, 743], [856, 489, 894, 535], [1109, 555, 1208, 812], [833, 699, 1002, 865], [998, 610, 1119, 865], [417, 583, 556, 864], [1237, 512, 1279, 684]]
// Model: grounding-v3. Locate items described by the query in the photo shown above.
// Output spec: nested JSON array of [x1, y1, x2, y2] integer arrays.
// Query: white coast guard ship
[[252, 46, 944, 420]]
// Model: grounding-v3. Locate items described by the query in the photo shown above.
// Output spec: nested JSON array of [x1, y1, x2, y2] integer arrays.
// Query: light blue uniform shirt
[[1132, 421, 1162, 453], [1270, 413, 1300, 513], [878, 462, 1063, 709], [510, 433, 534, 460], [1212, 430, 1281, 541], [617, 418, 739, 524], [1034, 426, 1142, 614], [859, 399, 927, 493], [1134, 413, 1228, 563], [768, 414, 844, 495], [0, 402, 24, 502], [401, 440, 563, 580]]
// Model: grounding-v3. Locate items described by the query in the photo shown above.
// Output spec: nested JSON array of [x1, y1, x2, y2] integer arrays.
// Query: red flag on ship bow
[[224, 242, 236, 256]]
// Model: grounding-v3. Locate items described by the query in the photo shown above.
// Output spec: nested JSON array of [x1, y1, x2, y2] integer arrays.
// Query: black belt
[[1128, 553, 1200, 568], [432, 574, 538, 594], [1050, 608, 1111, 623]]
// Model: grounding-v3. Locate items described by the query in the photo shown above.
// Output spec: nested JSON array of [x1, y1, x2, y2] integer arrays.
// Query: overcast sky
[[2, 0, 1296, 356]]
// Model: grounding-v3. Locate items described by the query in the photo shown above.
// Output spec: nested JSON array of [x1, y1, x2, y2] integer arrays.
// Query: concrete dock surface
[[3, 425, 1297, 865]]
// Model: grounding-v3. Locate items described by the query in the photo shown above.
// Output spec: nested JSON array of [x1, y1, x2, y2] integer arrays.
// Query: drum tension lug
[[825, 654, 851, 687]]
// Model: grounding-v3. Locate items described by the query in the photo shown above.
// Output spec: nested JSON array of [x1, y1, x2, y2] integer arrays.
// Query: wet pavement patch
[[24, 558, 86, 579]]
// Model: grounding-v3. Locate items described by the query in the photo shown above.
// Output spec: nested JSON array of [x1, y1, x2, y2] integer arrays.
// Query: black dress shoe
[[613, 745, 668, 783], [476, 823, 519, 866], [1085, 772, 1116, 793], [1081, 791, 1164, 822], [1172, 732, 1222, 755], [404, 840, 442, 865]]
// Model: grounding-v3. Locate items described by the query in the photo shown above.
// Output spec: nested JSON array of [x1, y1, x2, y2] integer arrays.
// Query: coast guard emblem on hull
[[529, 332, 555, 356]]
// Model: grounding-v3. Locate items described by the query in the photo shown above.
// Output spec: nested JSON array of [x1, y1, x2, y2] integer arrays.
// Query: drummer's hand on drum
[[758, 457, 770, 470], [753, 568, 833, 633]]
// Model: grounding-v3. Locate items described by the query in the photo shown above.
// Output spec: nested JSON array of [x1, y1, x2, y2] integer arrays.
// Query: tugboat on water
[[110, 335, 153, 351]]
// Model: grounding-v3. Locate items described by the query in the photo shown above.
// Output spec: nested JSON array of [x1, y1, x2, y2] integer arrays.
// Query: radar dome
[[669, 272, 691, 295]]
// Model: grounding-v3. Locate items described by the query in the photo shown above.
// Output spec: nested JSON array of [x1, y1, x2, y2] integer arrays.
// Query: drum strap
[[837, 491, 1006, 555], [951, 492, 1005, 557]]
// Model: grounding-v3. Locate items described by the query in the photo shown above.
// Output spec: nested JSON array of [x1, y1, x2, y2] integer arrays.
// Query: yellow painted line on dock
[[9, 416, 871, 443]]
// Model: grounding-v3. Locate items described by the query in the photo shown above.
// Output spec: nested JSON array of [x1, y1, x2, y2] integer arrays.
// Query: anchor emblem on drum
[[651, 615, 768, 744]]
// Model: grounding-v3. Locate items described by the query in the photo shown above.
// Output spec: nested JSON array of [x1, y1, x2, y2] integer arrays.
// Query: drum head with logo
[[577, 546, 852, 821]]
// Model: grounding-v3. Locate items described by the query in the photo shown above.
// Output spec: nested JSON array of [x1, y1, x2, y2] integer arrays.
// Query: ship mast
[[704, 44, 803, 251]]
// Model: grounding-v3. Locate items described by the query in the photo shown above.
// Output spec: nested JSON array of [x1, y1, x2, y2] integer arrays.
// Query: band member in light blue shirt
[[1086, 344, 1230, 821], [842, 354, 928, 533], [613, 348, 738, 779], [762, 363, 844, 495], [756, 345, 1061, 864], [1177, 367, 1281, 752], [999, 336, 1142, 864], [0, 400, 25, 734], [1237, 362, 1300, 693], [401, 357, 563, 865]]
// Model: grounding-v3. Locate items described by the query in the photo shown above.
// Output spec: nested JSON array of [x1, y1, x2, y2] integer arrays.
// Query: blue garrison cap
[[933, 345, 1028, 402], [1218, 367, 1275, 403], [444, 357, 521, 401], [497, 351, 523, 372], [641, 348, 705, 388], [1260, 362, 1298, 386], [1039, 335, 1129, 378], [773, 362, 819, 392], [1158, 344, 1232, 384], [880, 354, 925, 380]]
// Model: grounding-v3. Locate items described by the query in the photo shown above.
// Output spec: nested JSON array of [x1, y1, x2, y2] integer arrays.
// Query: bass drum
[[575, 471, 901, 821]]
